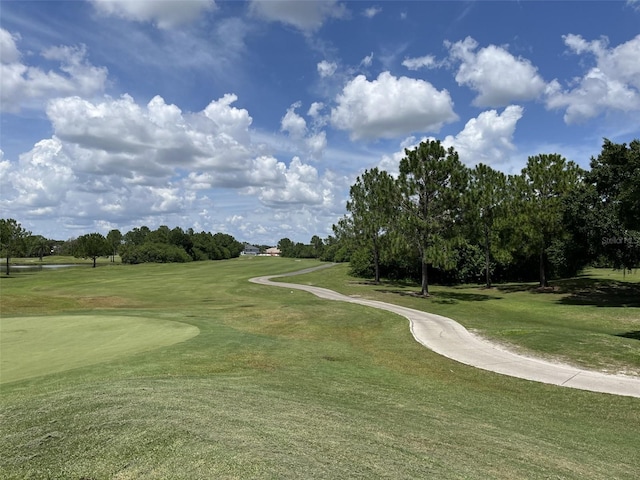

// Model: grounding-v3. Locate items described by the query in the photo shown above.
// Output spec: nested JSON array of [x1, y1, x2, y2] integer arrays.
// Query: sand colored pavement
[[250, 267, 640, 398]]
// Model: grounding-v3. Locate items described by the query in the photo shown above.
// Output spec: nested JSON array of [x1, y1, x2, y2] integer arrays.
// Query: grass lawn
[[282, 264, 640, 375], [1, 258, 639, 479]]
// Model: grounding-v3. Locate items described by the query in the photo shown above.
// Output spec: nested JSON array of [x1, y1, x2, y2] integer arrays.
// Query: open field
[[1, 258, 639, 479]]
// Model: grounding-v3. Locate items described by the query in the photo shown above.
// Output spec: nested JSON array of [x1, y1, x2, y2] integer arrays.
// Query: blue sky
[[1, 1, 639, 244]]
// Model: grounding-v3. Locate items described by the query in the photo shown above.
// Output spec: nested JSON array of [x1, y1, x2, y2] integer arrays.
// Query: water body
[[1, 264, 84, 274]]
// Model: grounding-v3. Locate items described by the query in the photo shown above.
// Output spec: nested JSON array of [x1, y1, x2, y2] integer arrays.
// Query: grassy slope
[[0, 258, 638, 479]]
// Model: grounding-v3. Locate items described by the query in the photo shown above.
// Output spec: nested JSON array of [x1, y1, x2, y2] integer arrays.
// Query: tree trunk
[[539, 249, 547, 287], [484, 225, 491, 288], [92, 256, 97, 268], [421, 259, 429, 296], [5, 256, 9, 276], [373, 245, 380, 284]]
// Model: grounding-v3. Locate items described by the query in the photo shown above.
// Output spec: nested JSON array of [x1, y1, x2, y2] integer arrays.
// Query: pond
[[0, 264, 85, 274]]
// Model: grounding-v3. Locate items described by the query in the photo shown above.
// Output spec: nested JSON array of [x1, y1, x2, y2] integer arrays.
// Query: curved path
[[250, 265, 640, 398]]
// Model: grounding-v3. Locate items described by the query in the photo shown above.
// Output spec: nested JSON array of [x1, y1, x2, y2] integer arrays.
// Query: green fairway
[[281, 264, 640, 375], [0, 315, 199, 383], [0, 258, 638, 479]]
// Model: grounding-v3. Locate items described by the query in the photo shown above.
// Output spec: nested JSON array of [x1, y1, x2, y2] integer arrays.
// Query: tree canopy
[[0, 218, 31, 275]]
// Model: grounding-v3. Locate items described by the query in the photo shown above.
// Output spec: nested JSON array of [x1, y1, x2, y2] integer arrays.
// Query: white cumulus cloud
[[443, 105, 524, 166], [447, 36, 546, 107], [279, 102, 327, 160], [280, 102, 308, 140], [330, 71, 457, 140], [376, 106, 524, 175], [545, 34, 640, 123], [317, 60, 338, 77], [248, 157, 338, 208]]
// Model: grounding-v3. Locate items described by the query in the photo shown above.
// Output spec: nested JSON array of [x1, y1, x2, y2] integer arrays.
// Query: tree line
[[0, 222, 245, 271], [330, 138, 639, 295]]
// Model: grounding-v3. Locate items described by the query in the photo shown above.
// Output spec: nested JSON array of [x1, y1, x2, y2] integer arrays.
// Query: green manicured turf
[[0, 258, 638, 479], [1, 315, 199, 383], [283, 264, 640, 375]]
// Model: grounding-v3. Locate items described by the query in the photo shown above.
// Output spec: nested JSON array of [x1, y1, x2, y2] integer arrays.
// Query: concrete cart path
[[250, 266, 640, 398]]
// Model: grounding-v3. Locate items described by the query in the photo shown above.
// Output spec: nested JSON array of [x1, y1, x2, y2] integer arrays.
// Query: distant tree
[[319, 235, 349, 262], [124, 226, 150, 246], [346, 167, 399, 283], [518, 154, 581, 287], [572, 139, 640, 271], [170, 227, 193, 256], [293, 242, 315, 258], [277, 238, 295, 257], [310, 235, 325, 259], [106, 229, 123, 262], [148, 225, 171, 244], [0, 218, 31, 276], [465, 164, 509, 288], [398, 140, 468, 296], [75, 233, 111, 268], [28, 235, 51, 261], [212, 232, 244, 259], [588, 139, 640, 230], [58, 237, 78, 256], [330, 217, 357, 263]]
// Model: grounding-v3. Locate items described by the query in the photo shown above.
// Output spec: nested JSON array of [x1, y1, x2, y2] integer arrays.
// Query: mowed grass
[[1, 315, 199, 383], [284, 264, 640, 375], [0, 258, 639, 479]]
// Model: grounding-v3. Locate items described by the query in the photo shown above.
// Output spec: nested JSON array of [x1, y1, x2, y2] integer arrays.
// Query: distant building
[[265, 247, 281, 256], [241, 244, 260, 255]]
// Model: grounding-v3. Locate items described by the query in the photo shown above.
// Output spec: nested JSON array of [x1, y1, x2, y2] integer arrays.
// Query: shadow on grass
[[374, 288, 501, 303], [495, 277, 640, 307], [355, 274, 639, 307], [616, 331, 640, 340], [555, 277, 640, 307]]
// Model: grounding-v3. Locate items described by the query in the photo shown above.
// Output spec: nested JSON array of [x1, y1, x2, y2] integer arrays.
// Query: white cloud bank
[[1, 91, 344, 240]]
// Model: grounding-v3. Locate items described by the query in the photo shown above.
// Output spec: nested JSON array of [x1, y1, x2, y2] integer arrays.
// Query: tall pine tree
[[398, 140, 468, 296]]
